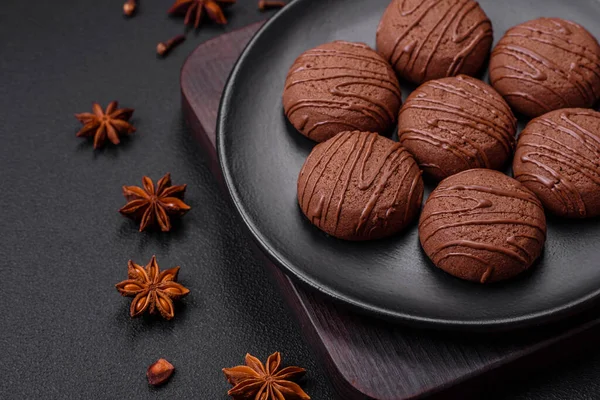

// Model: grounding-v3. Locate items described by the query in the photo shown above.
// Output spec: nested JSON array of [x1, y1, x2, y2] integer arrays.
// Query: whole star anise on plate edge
[[223, 352, 310, 400], [119, 173, 191, 232], [74, 101, 135, 149], [115, 256, 190, 320], [168, 0, 236, 29]]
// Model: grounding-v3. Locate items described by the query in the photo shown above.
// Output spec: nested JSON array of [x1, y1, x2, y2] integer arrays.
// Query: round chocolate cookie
[[398, 75, 517, 181], [282, 41, 402, 143], [376, 0, 493, 85], [513, 108, 600, 218], [298, 131, 423, 241], [419, 169, 546, 283], [490, 18, 600, 118]]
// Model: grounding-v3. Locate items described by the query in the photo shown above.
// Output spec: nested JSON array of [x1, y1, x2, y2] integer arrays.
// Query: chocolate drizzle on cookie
[[376, 0, 493, 84], [298, 131, 423, 241], [398, 75, 516, 180], [419, 169, 546, 283], [283, 41, 402, 142], [490, 18, 600, 117], [513, 108, 600, 218]]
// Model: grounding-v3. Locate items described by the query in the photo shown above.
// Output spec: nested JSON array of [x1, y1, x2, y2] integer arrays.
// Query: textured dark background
[[1, 0, 599, 398]]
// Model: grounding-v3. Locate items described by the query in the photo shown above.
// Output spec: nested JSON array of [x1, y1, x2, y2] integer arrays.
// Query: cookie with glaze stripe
[[298, 131, 423, 241]]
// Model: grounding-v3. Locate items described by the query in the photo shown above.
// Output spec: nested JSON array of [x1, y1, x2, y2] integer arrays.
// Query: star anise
[[119, 173, 191, 232], [223, 352, 310, 400], [168, 0, 236, 29], [115, 256, 190, 320], [74, 101, 135, 149]]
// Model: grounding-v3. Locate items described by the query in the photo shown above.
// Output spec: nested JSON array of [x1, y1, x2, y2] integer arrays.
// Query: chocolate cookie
[[419, 169, 546, 283], [282, 41, 402, 143], [298, 131, 423, 241], [490, 18, 600, 118], [513, 108, 600, 218], [376, 0, 493, 85], [398, 75, 517, 181]]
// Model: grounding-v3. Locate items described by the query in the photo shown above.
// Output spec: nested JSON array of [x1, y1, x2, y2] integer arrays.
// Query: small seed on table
[[157, 35, 186, 57], [258, 1, 287, 11], [123, 0, 137, 16], [147, 358, 175, 386]]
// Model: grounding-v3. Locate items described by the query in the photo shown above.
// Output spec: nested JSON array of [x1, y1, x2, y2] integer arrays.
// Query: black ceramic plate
[[217, 0, 600, 330]]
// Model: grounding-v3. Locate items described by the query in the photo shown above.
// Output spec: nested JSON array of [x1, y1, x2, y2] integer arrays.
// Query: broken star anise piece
[[75, 101, 135, 149], [119, 173, 191, 232], [115, 256, 190, 320], [147, 358, 175, 386], [168, 0, 236, 29], [223, 352, 310, 400]]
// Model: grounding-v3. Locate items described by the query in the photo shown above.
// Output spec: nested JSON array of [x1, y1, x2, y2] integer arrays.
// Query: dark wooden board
[[181, 21, 600, 400]]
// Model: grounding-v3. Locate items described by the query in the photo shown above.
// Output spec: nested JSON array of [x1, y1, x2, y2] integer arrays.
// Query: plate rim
[[216, 0, 600, 331]]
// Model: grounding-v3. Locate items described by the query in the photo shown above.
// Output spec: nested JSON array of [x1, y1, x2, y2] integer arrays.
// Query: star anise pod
[[119, 173, 191, 232], [115, 256, 190, 320], [168, 0, 236, 29], [223, 352, 310, 400], [74, 101, 135, 149]]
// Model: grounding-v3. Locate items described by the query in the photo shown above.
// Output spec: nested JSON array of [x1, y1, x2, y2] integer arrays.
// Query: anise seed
[[258, 0, 286, 11], [115, 256, 190, 319], [123, 0, 137, 16], [147, 358, 175, 386], [118, 174, 191, 232], [223, 352, 310, 399], [74, 101, 135, 149]]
